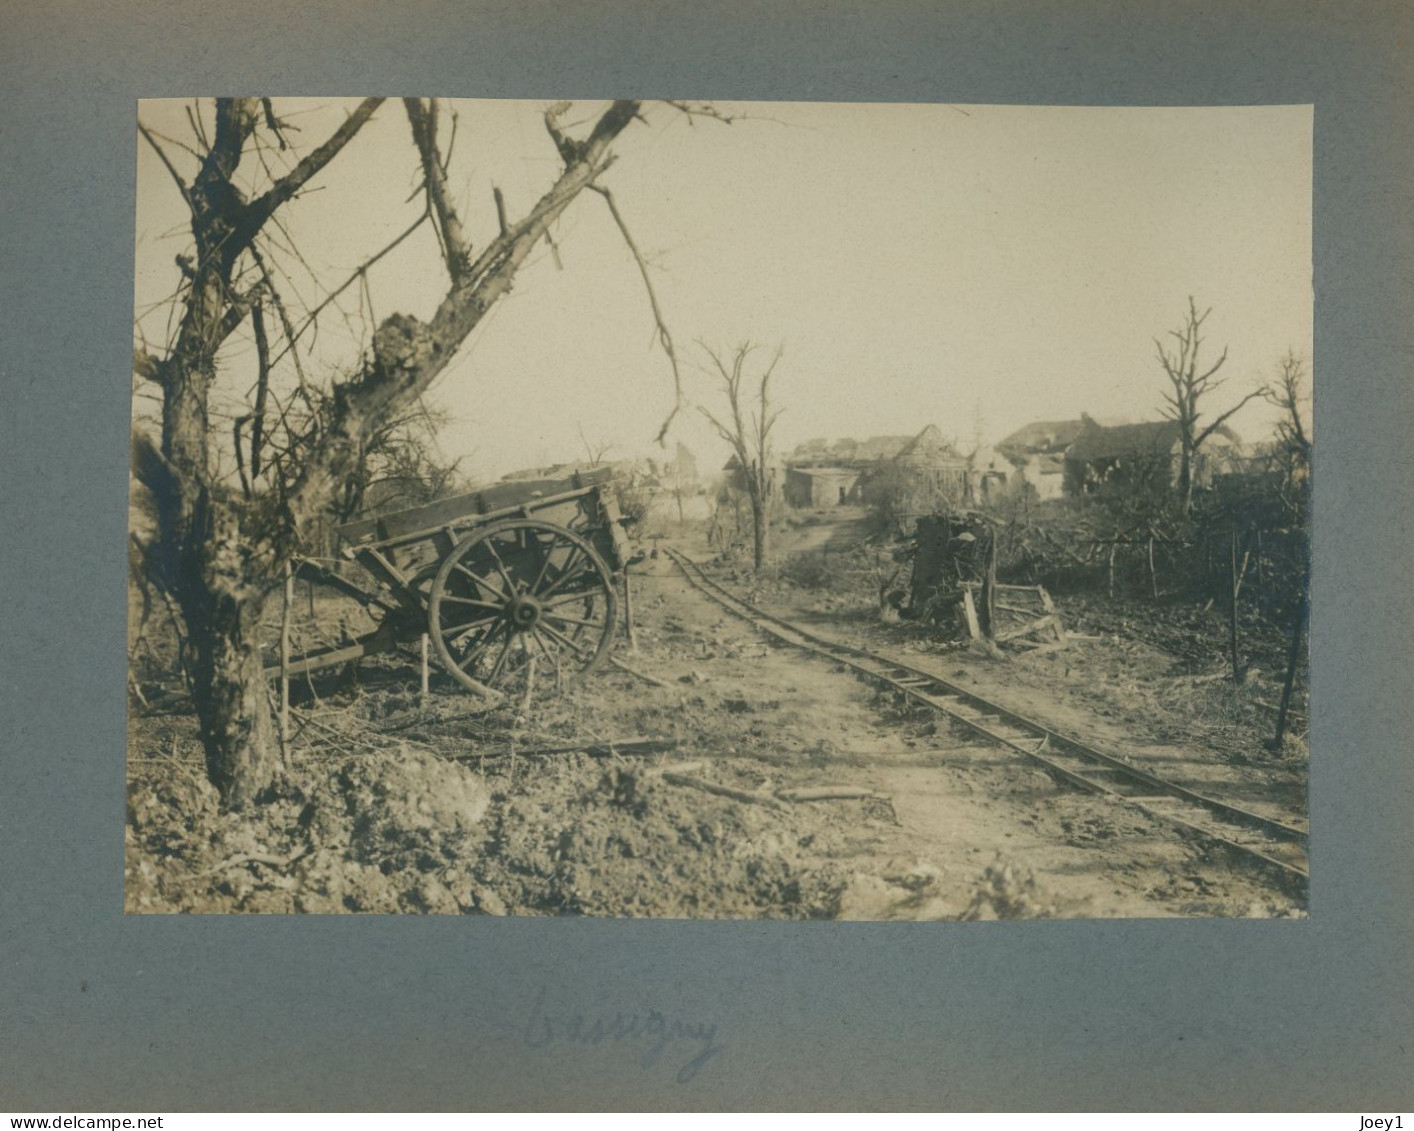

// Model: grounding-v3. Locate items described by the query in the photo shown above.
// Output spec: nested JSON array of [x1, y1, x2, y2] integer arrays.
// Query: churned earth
[[126, 519, 1305, 919]]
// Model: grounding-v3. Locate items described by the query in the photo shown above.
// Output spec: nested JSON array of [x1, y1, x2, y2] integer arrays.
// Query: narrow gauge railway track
[[666, 548, 1309, 893]]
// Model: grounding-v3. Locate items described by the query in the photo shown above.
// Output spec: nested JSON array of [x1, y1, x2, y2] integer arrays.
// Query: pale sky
[[134, 99, 1312, 481]]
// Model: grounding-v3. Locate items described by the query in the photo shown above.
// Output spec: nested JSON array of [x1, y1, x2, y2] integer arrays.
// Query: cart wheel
[[427, 518, 618, 698]]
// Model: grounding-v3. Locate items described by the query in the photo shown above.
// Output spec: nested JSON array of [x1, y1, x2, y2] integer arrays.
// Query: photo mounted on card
[[128, 98, 1311, 918]]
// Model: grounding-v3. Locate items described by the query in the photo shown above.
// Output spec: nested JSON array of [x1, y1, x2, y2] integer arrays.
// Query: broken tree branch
[[280, 100, 643, 552], [239, 98, 384, 246], [138, 124, 197, 216], [590, 184, 685, 445], [774, 786, 892, 803], [609, 655, 674, 688], [404, 97, 471, 282], [660, 771, 785, 810], [248, 302, 272, 480]]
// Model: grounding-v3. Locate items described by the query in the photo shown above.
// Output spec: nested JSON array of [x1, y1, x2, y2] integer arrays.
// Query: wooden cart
[[277, 467, 631, 699]]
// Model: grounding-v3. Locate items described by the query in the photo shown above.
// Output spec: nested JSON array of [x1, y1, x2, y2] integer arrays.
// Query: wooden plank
[[1020, 638, 1070, 657], [982, 531, 997, 638], [995, 614, 1057, 643], [961, 587, 981, 639], [1037, 586, 1065, 642], [339, 487, 598, 555], [334, 467, 614, 544], [266, 631, 390, 679]]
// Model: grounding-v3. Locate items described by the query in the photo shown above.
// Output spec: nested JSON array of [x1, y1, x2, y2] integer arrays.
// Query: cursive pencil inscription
[[522, 986, 724, 1083]]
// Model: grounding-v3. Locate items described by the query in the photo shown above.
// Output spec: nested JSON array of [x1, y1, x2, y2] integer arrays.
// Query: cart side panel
[[334, 467, 616, 546]]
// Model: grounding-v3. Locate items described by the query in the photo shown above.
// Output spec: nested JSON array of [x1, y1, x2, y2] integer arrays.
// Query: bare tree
[[1263, 349, 1312, 486], [698, 343, 783, 570], [1154, 296, 1262, 512], [577, 422, 614, 468], [131, 97, 672, 806]]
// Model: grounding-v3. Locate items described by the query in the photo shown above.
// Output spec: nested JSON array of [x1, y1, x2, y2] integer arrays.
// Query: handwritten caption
[[522, 987, 723, 1084]]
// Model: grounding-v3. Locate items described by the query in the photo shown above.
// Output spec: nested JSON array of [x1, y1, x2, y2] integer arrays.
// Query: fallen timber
[[665, 548, 1308, 894]]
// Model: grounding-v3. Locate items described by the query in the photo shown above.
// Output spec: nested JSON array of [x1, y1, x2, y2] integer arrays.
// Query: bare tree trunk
[[981, 530, 997, 637], [135, 97, 645, 807], [1272, 566, 1308, 749], [752, 490, 768, 570], [1178, 442, 1194, 514], [187, 587, 278, 805]]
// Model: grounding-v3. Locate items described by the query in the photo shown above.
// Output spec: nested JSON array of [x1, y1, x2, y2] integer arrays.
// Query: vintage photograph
[[127, 98, 1311, 918]]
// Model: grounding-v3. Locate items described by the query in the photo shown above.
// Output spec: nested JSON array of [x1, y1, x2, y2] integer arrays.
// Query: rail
[[665, 548, 1308, 892]]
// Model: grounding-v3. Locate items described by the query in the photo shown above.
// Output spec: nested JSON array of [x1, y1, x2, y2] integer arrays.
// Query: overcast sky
[[134, 98, 1312, 481]]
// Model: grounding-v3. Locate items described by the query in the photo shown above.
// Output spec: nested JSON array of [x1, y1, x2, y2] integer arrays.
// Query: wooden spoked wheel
[[426, 519, 618, 698]]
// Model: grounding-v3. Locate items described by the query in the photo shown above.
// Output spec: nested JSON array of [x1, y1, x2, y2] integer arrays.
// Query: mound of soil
[[469, 759, 862, 918], [126, 746, 493, 914], [126, 745, 892, 918]]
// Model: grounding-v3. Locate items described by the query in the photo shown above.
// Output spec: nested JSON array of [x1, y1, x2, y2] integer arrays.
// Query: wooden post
[[1273, 570, 1309, 749], [623, 568, 638, 651], [420, 633, 430, 706], [981, 530, 998, 638], [1108, 544, 1117, 599], [1229, 527, 1242, 685], [279, 561, 292, 767], [960, 587, 982, 640], [1148, 536, 1158, 600], [1235, 550, 1251, 600], [517, 653, 537, 719]]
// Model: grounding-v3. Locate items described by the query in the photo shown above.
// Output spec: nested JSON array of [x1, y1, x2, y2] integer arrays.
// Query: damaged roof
[[995, 418, 1092, 459], [1066, 419, 1241, 463], [894, 424, 966, 465]]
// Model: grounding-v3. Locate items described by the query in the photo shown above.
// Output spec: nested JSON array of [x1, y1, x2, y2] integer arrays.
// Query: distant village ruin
[[716, 412, 1265, 517]]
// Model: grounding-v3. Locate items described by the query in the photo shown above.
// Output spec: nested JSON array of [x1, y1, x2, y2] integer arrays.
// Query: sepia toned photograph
[[127, 97, 1311, 919]]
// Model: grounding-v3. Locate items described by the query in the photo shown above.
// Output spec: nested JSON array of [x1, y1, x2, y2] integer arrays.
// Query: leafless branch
[[138, 124, 196, 215], [268, 203, 431, 371], [249, 303, 273, 481], [662, 101, 740, 124], [281, 100, 643, 542], [1194, 387, 1264, 448], [184, 102, 210, 153], [237, 97, 384, 247], [589, 184, 685, 445], [1151, 295, 1254, 512], [233, 415, 253, 500], [577, 422, 613, 467], [260, 98, 289, 150], [247, 242, 307, 389], [493, 186, 509, 237], [404, 98, 471, 282]]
